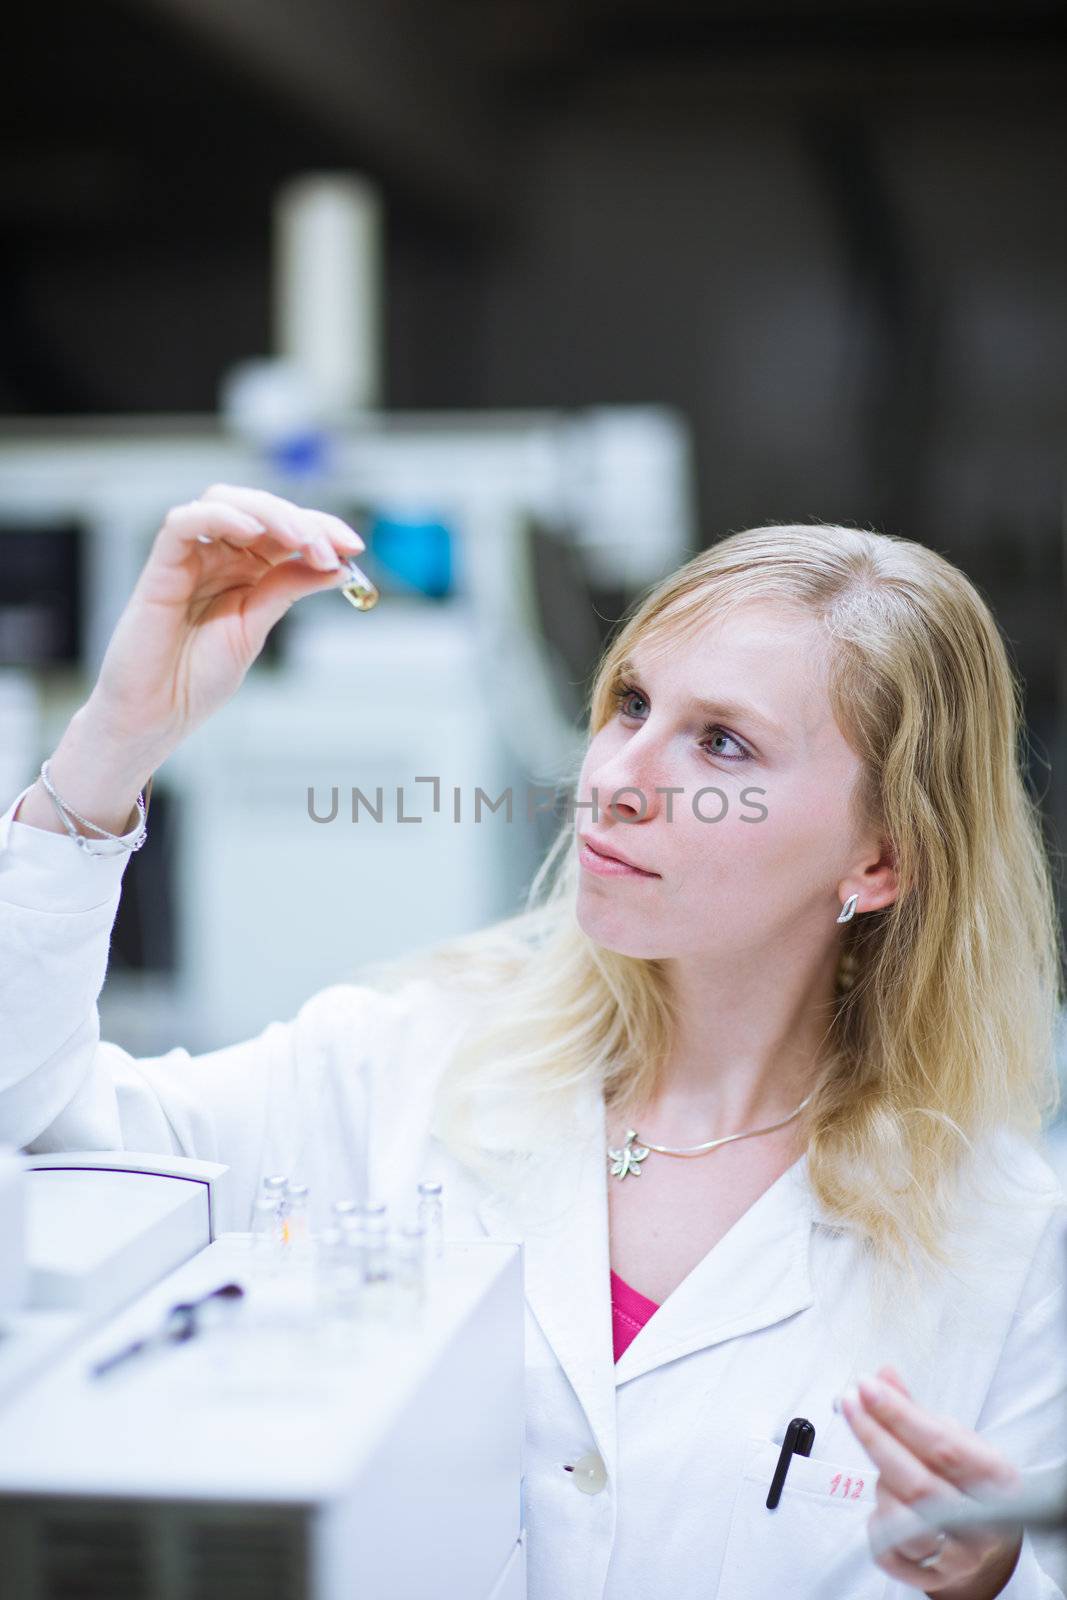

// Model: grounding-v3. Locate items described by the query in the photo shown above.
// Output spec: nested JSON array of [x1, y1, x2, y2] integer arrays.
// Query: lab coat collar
[[475, 1076, 823, 1480]]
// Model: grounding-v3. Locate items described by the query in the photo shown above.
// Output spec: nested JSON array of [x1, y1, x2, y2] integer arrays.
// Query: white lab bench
[[0, 1153, 527, 1600]]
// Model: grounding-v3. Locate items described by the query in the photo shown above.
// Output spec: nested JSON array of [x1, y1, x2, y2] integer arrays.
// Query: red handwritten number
[[828, 1473, 865, 1499], [852, 1479, 864, 1499], [830, 1473, 840, 1495]]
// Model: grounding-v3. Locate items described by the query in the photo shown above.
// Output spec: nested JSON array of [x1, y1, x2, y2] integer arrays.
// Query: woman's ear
[[870, 836, 900, 909], [841, 835, 899, 914]]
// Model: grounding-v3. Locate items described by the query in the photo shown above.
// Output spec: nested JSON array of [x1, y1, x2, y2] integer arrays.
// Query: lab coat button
[[569, 1451, 608, 1494]]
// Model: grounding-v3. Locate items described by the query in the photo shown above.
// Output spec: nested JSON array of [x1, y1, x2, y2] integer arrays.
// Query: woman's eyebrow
[[616, 657, 791, 745]]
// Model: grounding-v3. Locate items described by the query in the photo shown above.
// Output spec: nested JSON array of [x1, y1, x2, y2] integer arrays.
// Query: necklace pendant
[[607, 1129, 650, 1181]]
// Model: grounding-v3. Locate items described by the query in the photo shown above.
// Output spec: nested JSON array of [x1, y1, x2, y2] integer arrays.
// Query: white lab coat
[[2, 783, 1066, 1600]]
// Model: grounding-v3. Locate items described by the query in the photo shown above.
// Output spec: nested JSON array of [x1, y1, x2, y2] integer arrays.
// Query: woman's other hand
[[839, 1364, 1025, 1596]]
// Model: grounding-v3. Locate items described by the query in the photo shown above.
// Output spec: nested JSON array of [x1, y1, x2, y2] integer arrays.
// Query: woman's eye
[[702, 726, 749, 763], [611, 684, 749, 763], [618, 690, 646, 718]]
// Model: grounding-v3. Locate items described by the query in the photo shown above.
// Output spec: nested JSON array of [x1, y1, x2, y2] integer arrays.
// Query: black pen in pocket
[[766, 1417, 816, 1509]]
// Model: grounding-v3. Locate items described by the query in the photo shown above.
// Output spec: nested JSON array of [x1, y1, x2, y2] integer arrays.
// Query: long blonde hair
[[359, 522, 1064, 1305]]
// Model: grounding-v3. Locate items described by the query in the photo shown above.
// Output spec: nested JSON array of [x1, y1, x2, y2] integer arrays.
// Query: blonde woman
[[2, 486, 1064, 1600]]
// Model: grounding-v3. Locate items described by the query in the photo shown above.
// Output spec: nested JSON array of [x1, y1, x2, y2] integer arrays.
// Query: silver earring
[[836, 893, 858, 924]]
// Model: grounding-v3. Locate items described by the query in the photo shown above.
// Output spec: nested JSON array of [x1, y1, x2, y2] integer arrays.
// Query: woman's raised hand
[[87, 484, 364, 766]]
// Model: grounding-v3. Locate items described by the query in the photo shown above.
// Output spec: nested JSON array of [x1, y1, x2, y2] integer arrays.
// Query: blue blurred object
[[369, 513, 453, 599], [266, 429, 333, 477]]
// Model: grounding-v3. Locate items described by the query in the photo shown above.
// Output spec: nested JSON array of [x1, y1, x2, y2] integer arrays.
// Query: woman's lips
[[578, 837, 658, 878]]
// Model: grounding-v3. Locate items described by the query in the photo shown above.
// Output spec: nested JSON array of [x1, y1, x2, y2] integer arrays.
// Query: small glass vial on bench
[[416, 1179, 444, 1263]]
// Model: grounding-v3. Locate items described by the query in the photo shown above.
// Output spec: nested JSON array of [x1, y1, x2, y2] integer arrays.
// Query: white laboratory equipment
[[0, 1150, 229, 1408], [0, 1144, 28, 1317], [0, 1149, 526, 1600], [0, 406, 696, 1055]]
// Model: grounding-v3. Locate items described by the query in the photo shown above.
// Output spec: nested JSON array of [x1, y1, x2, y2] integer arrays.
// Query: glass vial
[[259, 1173, 288, 1221], [361, 1211, 394, 1323], [340, 558, 379, 611], [315, 1225, 363, 1331], [416, 1179, 444, 1262], [284, 1182, 311, 1254], [393, 1221, 428, 1327], [251, 1174, 289, 1271]]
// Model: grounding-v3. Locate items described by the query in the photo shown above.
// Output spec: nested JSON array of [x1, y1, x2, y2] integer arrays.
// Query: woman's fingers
[[849, 1376, 1020, 1499], [239, 554, 353, 645], [152, 495, 339, 574], [305, 505, 366, 553], [152, 497, 314, 571], [873, 1479, 953, 1567], [870, 1480, 992, 1587], [843, 1384, 967, 1512], [157, 499, 268, 552], [842, 1377, 1023, 1588], [200, 483, 365, 565]]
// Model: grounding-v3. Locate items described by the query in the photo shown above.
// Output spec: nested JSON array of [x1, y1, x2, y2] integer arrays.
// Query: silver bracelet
[[39, 758, 149, 857]]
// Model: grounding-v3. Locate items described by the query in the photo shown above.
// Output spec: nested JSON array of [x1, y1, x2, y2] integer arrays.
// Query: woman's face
[[574, 600, 887, 962]]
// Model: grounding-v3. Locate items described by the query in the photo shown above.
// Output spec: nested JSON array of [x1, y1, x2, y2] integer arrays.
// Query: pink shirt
[[610, 1268, 661, 1361]]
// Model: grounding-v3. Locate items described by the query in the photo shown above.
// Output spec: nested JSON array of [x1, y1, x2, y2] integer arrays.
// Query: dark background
[[4, 0, 1065, 897]]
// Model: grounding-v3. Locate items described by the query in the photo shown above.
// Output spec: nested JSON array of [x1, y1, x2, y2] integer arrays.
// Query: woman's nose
[[588, 743, 664, 823]]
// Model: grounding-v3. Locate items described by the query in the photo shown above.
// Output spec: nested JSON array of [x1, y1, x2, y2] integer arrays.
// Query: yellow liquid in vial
[[340, 559, 379, 611]]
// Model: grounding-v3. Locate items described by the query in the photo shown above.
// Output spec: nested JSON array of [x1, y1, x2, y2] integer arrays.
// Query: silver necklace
[[607, 1091, 815, 1180]]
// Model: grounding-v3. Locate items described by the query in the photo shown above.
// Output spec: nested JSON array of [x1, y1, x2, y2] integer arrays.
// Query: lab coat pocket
[[714, 1434, 890, 1600]]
